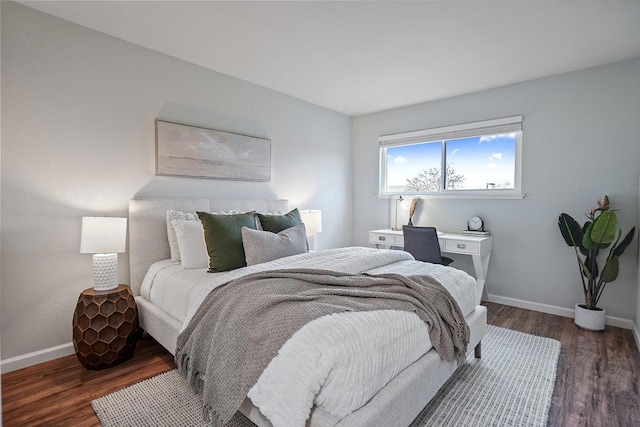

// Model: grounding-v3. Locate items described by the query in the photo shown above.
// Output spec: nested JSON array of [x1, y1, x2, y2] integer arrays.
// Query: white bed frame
[[129, 198, 487, 427]]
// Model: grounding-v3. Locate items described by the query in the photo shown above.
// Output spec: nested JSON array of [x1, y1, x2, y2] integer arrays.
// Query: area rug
[[92, 325, 560, 427]]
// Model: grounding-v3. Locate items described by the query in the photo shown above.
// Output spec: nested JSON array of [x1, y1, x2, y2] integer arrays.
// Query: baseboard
[[2, 299, 638, 373], [488, 294, 635, 330], [1, 342, 75, 374]]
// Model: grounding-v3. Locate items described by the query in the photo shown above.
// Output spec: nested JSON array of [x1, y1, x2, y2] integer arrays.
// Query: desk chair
[[402, 226, 453, 266]]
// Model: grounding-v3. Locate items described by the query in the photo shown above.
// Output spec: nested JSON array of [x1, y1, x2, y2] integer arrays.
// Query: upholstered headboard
[[128, 198, 289, 296]]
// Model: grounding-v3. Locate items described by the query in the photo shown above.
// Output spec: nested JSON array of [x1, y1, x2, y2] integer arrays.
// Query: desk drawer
[[370, 232, 400, 246], [444, 239, 480, 255]]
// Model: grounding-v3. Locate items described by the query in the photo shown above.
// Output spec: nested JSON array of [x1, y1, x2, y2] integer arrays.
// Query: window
[[379, 116, 523, 198]]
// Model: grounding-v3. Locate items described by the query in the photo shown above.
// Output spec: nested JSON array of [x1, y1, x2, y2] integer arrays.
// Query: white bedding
[[248, 310, 437, 426], [141, 247, 477, 324], [140, 247, 478, 427]]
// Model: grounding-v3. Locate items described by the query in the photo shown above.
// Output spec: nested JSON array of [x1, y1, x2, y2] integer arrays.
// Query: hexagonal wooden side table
[[72, 284, 139, 370]]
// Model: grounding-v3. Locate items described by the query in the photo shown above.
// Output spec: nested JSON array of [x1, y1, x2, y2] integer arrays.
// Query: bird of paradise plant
[[558, 196, 635, 310]]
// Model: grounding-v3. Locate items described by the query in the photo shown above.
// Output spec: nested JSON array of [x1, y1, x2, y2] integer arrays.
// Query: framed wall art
[[155, 120, 271, 181]]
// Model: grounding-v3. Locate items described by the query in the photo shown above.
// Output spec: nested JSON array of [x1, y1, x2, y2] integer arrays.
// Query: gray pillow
[[242, 223, 308, 266]]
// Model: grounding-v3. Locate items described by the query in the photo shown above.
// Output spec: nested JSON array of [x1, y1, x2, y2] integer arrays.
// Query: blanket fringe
[[454, 323, 470, 365], [175, 349, 204, 394], [204, 405, 227, 427], [175, 349, 186, 371]]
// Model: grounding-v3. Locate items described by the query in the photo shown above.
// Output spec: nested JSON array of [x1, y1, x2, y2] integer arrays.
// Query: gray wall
[[637, 175, 640, 337], [353, 58, 640, 320], [2, 1, 639, 364], [1, 3, 352, 360], [0, 1, 3, 419]]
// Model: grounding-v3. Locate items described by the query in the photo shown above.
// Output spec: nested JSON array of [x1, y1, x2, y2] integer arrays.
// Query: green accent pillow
[[197, 211, 257, 272], [256, 208, 302, 233]]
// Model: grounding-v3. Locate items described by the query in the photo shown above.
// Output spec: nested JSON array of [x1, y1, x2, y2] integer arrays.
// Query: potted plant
[[557, 196, 635, 331]]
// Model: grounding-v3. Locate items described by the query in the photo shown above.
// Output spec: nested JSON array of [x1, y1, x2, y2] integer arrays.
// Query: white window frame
[[379, 116, 524, 199]]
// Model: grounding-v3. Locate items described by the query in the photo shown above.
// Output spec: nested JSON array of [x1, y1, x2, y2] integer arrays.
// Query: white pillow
[[242, 223, 308, 266], [167, 209, 244, 262], [171, 219, 209, 269], [166, 210, 199, 262]]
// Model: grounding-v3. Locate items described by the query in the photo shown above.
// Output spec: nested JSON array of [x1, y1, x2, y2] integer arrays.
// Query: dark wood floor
[[488, 303, 640, 427], [2, 302, 639, 426]]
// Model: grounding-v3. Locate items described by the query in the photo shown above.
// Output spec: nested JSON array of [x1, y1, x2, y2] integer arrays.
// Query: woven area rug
[[92, 325, 560, 427]]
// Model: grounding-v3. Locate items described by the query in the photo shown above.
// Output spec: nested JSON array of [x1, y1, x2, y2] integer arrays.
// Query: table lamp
[[80, 217, 127, 291], [393, 196, 409, 230], [300, 210, 322, 251]]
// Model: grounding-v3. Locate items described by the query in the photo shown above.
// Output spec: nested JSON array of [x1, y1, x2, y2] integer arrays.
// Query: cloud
[[479, 133, 515, 144], [490, 152, 503, 160], [394, 156, 408, 164], [451, 148, 460, 155], [488, 162, 496, 168], [479, 135, 496, 144]]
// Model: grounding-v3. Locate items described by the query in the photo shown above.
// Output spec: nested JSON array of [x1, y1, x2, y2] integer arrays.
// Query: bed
[[129, 197, 487, 427]]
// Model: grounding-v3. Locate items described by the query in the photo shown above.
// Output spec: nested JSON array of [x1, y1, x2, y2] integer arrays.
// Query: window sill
[[378, 190, 525, 200]]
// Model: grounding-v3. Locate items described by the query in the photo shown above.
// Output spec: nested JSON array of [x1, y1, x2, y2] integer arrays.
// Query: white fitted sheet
[[140, 260, 222, 324]]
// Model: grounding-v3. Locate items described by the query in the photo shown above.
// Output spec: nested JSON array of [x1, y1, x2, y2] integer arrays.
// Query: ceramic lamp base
[[307, 234, 318, 252], [92, 253, 119, 291]]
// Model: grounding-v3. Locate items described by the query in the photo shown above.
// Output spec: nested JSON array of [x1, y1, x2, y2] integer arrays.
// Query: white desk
[[369, 228, 493, 301]]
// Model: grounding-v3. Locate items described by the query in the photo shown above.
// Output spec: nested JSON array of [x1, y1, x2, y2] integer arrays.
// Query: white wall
[[1, 3, 352, 361], [0, 0, 4, 420], [636, 173, 640, 347], [353, 58, 640, 321], [3, 2, 639, 369]]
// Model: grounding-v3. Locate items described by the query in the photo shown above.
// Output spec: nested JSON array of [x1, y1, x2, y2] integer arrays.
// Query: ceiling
[[19, 1, 640, 116]]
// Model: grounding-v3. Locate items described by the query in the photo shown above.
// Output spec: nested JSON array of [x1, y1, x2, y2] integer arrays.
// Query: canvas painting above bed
[[155, 120, 271, 181]]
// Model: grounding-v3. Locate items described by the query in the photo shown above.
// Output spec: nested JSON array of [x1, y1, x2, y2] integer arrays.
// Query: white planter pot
[[574, 304, 606, 331]]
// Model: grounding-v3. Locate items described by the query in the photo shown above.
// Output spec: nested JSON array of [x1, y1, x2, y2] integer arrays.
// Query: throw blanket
[[175, 268, 469, 426]]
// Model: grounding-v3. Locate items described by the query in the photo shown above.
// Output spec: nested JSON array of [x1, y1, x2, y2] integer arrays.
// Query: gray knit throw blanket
[[175, 268, 469, 426]]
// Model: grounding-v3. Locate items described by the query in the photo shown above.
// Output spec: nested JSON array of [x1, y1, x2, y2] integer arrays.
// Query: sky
[[385, 133, 516, 191]]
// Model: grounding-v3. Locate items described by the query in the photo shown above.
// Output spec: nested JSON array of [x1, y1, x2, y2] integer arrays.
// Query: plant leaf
[[612, 226, 635, 257], [579, 221, 590, 255], [580, 264, 592, 280], [582, 221, 596, 250], [558, 213, 582, 247], [584, 255, 598, 278], [590, 210, 618, 245], [600, 256, 619, 283], [610, 229, 622, 255]]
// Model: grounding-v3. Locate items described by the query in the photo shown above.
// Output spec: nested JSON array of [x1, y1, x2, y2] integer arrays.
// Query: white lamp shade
[[80, 217, 127, 254], [300, 210, 322, 234]]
